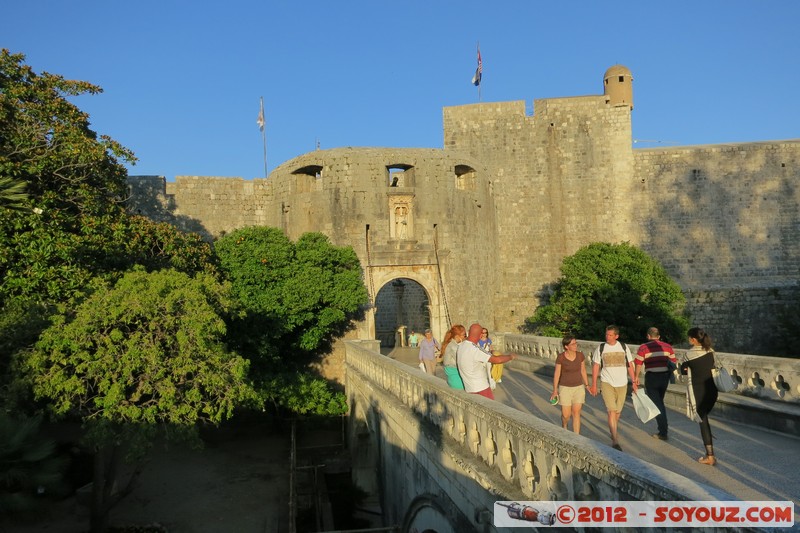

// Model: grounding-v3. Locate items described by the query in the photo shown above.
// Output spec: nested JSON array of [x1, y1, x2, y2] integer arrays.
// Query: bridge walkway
[[386, 347, 800, 511]]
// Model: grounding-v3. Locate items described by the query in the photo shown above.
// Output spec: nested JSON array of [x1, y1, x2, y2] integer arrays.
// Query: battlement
[[126, 65, 800, 354]]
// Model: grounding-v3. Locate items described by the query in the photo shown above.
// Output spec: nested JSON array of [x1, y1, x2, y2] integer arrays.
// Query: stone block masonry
[[127, 66, 800, 355]]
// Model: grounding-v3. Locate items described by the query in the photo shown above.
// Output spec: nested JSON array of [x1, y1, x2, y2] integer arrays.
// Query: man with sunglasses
[[457, 323, 516, 399]]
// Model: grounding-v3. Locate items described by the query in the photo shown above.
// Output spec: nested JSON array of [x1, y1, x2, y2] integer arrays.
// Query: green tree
[[0, 50, 218, 382], [524, 242, 690, 343], [20, 269, 256, 533], [0, 49, 132, 204], [215, 227, 368, 414]]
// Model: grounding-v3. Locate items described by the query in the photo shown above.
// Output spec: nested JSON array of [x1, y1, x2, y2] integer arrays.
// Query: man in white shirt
[[589, 325, 638, 451], [457, 323, 516, 399]]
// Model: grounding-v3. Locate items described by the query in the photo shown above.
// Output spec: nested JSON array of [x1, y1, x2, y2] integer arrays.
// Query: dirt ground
[[2, 423, 291, 533]]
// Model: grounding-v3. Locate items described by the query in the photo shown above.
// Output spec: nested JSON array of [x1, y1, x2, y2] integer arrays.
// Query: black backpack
[[597, 341, 628, 368]]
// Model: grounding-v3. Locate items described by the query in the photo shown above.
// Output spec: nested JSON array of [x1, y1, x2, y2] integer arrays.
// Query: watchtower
[[603, 64, 634, 110]]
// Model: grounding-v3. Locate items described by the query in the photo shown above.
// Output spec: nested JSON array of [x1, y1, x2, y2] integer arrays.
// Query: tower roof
[[604, 64, 633, 80]]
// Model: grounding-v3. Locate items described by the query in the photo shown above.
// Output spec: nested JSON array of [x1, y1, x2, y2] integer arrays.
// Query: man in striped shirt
[[635, 327, 678, 441]]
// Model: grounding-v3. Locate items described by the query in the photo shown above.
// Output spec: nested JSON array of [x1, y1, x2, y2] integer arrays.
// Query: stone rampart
[[127, 67, 800, 354], [345, 340, 733, 532]]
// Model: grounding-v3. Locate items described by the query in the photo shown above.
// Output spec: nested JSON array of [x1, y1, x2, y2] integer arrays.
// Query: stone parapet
[[500, 334, 800, 404], [345, 340, 732, 530]]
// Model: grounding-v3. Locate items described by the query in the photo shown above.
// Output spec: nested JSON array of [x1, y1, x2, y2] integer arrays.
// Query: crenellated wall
[[127, 66, 800, 355]]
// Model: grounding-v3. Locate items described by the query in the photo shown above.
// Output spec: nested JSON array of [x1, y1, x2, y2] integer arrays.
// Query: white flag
[[257, 98, 265, 131]]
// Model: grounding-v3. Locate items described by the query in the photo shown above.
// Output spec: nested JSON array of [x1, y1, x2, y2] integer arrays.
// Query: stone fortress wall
[[127, 65, 800, 355]]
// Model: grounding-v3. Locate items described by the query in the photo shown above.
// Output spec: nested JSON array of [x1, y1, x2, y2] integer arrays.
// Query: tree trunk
[[89, 444, 120, 533]]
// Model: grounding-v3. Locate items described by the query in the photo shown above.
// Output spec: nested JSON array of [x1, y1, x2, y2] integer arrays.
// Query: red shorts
[[471, 387, 495, 400]]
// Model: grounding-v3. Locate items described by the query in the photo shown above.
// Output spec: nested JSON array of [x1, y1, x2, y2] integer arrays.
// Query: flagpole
[[260, 97, 268, 177], [477, 41, 481, 102], [257, 97, 268, 177], [473, 42, 482, 103]]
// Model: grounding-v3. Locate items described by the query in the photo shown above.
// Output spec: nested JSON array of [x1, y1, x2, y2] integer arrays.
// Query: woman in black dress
[[680, 327, 719, 465]]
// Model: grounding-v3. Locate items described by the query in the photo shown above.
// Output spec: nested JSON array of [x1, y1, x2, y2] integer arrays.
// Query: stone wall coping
[[346, 340, 733, 503], [499, 334, 800, 404]]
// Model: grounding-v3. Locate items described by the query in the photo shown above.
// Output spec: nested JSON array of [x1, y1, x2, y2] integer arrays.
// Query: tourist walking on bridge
[[681, 327, 719, 466], [441, 324, 466, 389], [418, 329, 440, 376], [457, 323, 516, 400], [479, 328, 504, 384], [409, 330, 420, 348], [551, 335, 590, 434], [590, 325, 638, 451], [635, 327, 677, 441]]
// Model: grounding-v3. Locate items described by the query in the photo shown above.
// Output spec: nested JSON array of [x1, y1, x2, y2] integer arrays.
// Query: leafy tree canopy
[[0, 50, 218, 368], [215, 227, 369, 366], [0, 49, 133, 205], [215, 227, 368, 416], [18, 268, 255, 532], [22, 268, 255, 425], [524, 242, 690, 344]]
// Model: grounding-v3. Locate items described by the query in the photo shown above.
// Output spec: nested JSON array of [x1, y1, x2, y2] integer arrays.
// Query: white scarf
[[682, 346, 708, 422]]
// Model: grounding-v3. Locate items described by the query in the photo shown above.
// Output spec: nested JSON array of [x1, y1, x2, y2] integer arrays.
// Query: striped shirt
[[635, 339, 676, 373]]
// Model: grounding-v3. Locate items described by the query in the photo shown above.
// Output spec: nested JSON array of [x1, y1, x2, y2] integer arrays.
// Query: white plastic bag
[[712, 366, 737, 392], [418, 361, 425, 372], [632, 389, 660, 423]]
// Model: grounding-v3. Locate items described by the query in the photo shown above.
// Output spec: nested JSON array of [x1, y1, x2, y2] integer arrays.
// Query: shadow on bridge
[[385, 346, 800, 511]]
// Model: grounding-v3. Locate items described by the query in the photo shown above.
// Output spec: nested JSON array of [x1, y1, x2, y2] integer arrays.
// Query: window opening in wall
[[386, 164, 415, 187], [454, 164, 477, 191], [292, 165, 323, 178], [618, 76, 624, 82]]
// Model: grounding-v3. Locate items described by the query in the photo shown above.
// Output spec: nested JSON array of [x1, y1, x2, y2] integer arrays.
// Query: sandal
[[698, 455, 717, 466]]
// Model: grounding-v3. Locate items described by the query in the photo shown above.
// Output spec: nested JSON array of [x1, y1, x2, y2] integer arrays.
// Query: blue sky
[[4, 1, 799, 181]]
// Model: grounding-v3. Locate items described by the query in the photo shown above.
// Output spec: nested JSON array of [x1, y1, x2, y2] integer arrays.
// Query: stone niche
[[388, 194, 414, 241]]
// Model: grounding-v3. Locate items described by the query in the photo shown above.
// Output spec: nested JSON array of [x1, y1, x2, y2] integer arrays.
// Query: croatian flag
[[471, 46, 482, 86]]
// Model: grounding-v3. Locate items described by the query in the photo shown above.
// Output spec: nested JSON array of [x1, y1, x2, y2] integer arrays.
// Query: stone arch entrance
[[374, 278, 430, 347], [401, 496, 456, 533]]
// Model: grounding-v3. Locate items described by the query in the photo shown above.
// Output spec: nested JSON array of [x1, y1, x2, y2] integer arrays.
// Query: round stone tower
[[603, 64, 633, 110]]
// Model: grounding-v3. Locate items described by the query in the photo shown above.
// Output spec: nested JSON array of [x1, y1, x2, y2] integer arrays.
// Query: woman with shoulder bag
[[680, 327, 719, 466], [441, 324, 466, 389]]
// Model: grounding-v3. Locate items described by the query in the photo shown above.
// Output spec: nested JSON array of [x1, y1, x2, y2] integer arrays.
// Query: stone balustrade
[[345, 339, 731, 522], [500, 334, 800, 403]]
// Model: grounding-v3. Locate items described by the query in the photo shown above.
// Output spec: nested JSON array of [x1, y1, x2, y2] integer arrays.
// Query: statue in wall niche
[[395, 205, 408, 240]]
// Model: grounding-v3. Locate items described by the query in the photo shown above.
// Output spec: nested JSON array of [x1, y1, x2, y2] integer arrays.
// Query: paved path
[[388, 347, 800, 517]]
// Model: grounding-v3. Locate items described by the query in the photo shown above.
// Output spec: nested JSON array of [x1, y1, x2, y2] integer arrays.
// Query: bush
[[524, 242, 690, 343]]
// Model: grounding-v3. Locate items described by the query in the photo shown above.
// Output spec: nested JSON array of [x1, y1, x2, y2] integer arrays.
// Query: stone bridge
[[344, 336, 800, 532]]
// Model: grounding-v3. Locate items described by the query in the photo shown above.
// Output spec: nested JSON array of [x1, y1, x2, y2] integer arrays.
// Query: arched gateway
[[374, 278, 431, 348]]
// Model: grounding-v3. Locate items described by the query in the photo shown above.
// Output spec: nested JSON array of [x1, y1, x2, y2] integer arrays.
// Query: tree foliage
[[216, 227, 368, 365], [0, 49, 133, 205], [19, 268, 256, 532], [0, 50, 217, 371], [0, 176, 27, 210], [23, 269, 254, 425], [524, 242, 690, 343], [215, 227, 368, 415]]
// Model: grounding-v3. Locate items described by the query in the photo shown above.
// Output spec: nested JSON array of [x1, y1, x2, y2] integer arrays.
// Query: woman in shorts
[[550, 335, 590, 434]]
